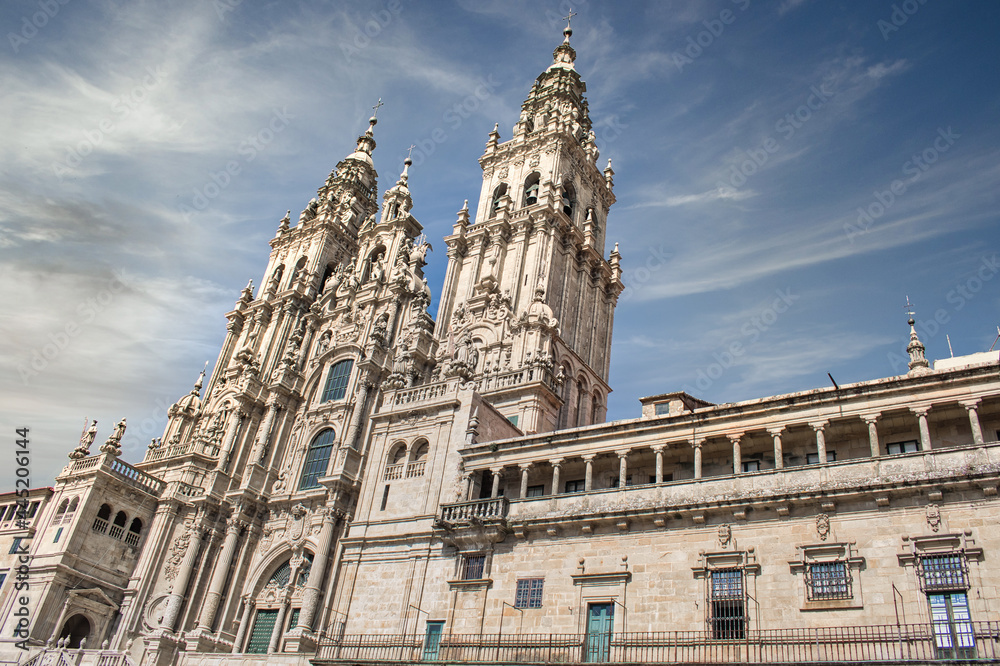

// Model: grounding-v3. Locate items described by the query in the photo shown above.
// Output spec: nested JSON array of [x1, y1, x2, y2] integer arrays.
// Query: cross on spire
[[563, 9, 577, 27], [904, 295, 916, 318], [407, 144, 415, 159], [372, 98, 384, 118]]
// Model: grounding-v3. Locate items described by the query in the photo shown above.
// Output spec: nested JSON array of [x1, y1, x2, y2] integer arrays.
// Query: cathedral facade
[[3, 24, 1000, 666]]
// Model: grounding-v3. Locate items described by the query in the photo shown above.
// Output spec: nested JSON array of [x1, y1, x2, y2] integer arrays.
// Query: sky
[[2, 0, 999, 490]]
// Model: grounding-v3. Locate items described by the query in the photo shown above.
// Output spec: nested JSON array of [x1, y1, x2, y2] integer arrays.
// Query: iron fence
[[315, 621, 1000, 663]]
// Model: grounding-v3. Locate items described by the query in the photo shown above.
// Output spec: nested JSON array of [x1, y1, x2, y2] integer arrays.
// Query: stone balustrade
[[439, 497, 509, 524]]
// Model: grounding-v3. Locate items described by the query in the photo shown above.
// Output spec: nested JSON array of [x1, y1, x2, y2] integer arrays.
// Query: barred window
[[806, 562, 852, 600], [299, 429, 336, 490], [461, 554, 486, 580], [321, 359, 353, 402], [919, 554, 969, 592], [710, 569, 746, 639], [514, 578, 544, 608]]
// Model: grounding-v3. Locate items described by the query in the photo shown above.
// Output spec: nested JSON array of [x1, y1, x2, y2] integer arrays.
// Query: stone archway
[[60, 613, 90, 648]]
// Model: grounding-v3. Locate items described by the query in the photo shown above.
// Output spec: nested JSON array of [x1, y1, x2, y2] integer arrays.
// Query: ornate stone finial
[[193, 362, 208, 395], [100, 418, 126, 456], [277, 210, 290, 234], [562, 9, 576, 43], [237, 278, 254, 309], [904, 297, 931, 376], [71, 419, 98, 459]]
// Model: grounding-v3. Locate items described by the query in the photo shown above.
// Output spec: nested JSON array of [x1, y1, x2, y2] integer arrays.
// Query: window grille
[[461, 554, 486, 580], [246, 609, 278, 654], [710, 569, 746, 639], [514, 578, 544, 608], [918, 553, 969, 592], [806, 561, 852, 600], [321, 360, 353, 402]]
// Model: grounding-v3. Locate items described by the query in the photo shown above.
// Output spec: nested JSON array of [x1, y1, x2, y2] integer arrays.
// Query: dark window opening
[[887, 440, 920, 454], [461, 554, 486, 580], [806, 562, 852, 600], [380, 485, 390, 511], [710, 569, 746, 639]]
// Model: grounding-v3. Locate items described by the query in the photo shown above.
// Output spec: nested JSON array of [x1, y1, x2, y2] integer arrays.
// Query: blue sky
[[2, 0, 999, 489]]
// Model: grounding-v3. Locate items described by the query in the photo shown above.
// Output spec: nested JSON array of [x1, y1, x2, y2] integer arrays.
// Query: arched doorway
[[60, 613, 90, 648]]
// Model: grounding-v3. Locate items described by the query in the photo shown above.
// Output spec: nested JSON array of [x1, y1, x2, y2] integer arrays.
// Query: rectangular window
[[742, 460, 761, 473], [565, 479, 585, 493], [287, 608, 301, 631], [9, 537, 22, 555], [53, 527, 63, 544], [919, 554, 969, 592], [887, 440, 920, 454], [930, 592, 976, 658], [806, 451, 837, 464], [321, 359, 353, 402], [514, 578, 544, 608], [379, 485, 390, 511], [654, 402, 670, 415], [461, 554, 486, 580], [0, 572, 7, 588], [525, 485, 544, 498], [246, 609, 279, 654], [609, 475, 633, 488], [710, 569, 746, 639], [806, 562, 852, 600]]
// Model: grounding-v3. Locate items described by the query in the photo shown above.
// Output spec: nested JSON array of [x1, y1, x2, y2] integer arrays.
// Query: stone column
[[385, 295, 403, 341], [862, 414, 881, 457], [232, 597, 255, 653], [652, 445, 665, 484], [549, 459, 563, 495], [810, 422, 828, 463], [961, 400, 984, 445], [767, 427, 784, 469], [268, 598, 290, 653], [297, 509, 338, 631], [728, 434, 743, 475], [463, 473, 474, 501], [197, 516, 245, 629], [692, 439, 704, 480], [250, 399, 281, 463], [217, 411, 245, 471], [616, 450, 629, 488], [343, 380, 372, 450], [161, 525, 204, 631], [582, 455, 596, 491], [518, 464, 532, 498], [490, 468, 503, 498], [912, 406, 932, 451]]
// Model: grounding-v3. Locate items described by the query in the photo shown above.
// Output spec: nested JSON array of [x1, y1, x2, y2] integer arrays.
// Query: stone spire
[[907, 316, 931, 375]]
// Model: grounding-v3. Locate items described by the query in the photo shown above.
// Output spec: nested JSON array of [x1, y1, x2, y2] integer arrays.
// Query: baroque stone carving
[[816, 513, 830, 541]]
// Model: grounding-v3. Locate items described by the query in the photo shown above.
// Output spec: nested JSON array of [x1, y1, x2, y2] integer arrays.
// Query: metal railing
[[315, 622, 1000, 663], [438, 497, 509, 524]]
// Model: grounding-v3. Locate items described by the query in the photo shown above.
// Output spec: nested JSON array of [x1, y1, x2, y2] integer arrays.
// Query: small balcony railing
[[438, 497, 509, 525]]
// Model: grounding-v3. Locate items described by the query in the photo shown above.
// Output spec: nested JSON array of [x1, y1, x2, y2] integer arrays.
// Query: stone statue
[[100, 418, 126, 456], [70, 419, 98, 459]]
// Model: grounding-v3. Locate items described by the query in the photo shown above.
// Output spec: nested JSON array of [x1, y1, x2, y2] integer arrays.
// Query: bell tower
[[436, 20, 623, 434]]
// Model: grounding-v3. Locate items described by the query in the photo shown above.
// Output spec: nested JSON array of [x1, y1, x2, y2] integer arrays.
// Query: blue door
[[585, 603, 614, 662], [423, 621, 444, 661]]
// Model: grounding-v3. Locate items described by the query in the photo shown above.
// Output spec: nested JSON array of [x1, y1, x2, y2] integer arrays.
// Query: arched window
[[490, 183, 509, 218], [299, 429, 336, 490], [109, 511, 128, 539], [562, 184, 575, 219], [55, 499, 69, 524], [125, 518, 143, 547], [591, 393, 601, 425], [321, 359, 353, 402], [412, 440, 429, 461], [269, 559, 292, 587], [67, 497, 79, 513], [390, 444, 407, 465], [523, 173, 540, 207], [92, 504, 111, 533], [362, 246, 386, 283], [288, 256, 306, 288], [407, 440, 429, 478]]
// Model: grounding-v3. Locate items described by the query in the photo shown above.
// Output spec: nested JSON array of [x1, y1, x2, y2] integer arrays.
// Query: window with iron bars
[[918, 553, 969, 592], [461, 554, 486, 580], [514, 578, 544, 608], [709, 568, 747, 639], [806, 561, 852, 600]]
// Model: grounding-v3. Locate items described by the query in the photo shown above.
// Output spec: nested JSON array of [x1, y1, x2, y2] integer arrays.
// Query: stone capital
[[517, 462, 534, 471], [548, 458, 564, 467], [766, 426, 784, 437], [580, 454, 597, 463], [860, 413, 881, 425], [726, 433, 744, 443], [959, 399, 982, 411], [615, 449, 631, 459], [690, 438, 705, 449], [650, 444, 666, 453], [808, 421, 828, 432], [910, 405, 932, 417]]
